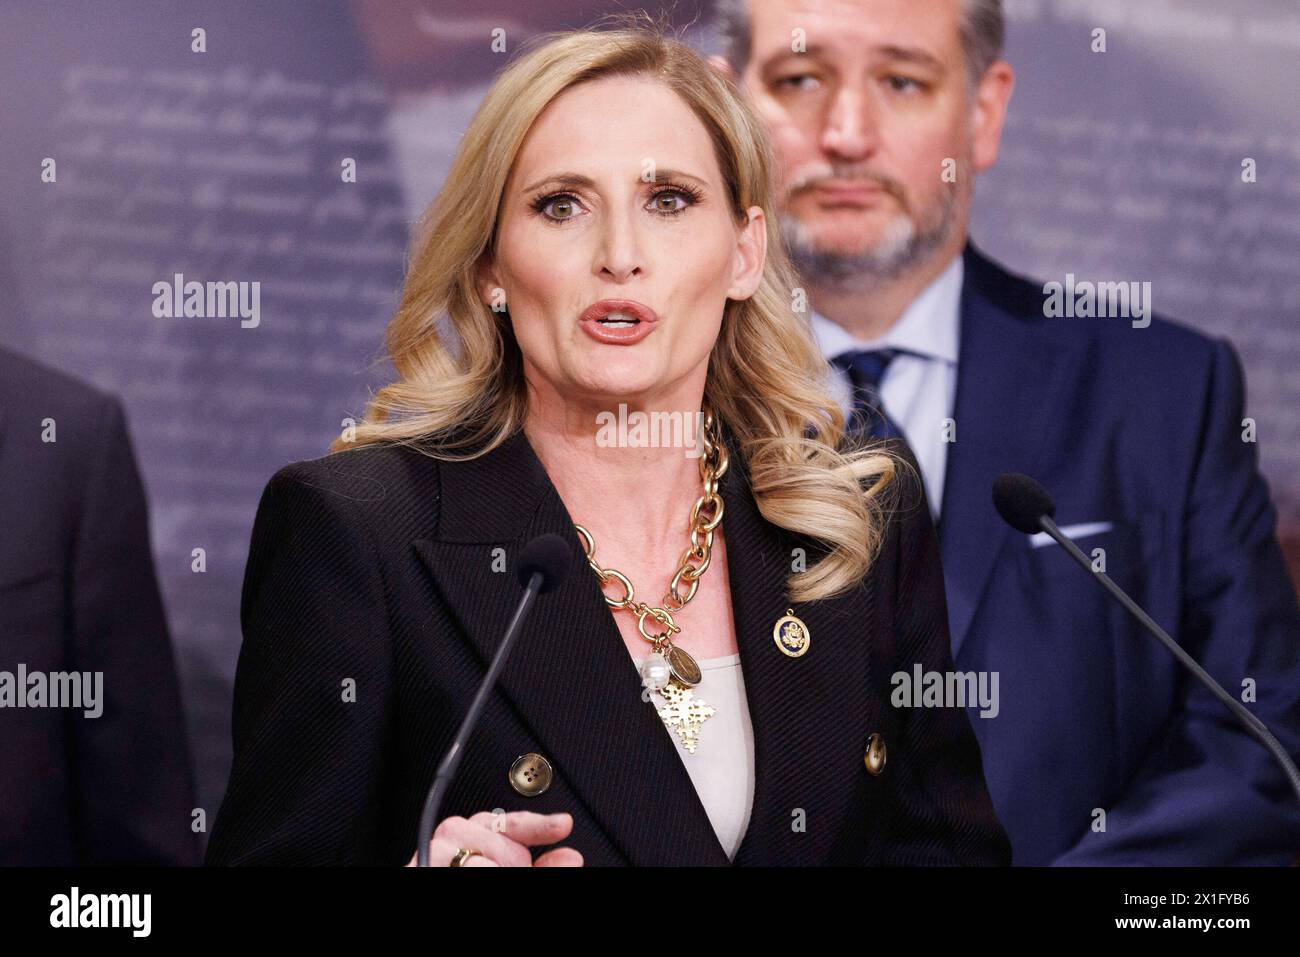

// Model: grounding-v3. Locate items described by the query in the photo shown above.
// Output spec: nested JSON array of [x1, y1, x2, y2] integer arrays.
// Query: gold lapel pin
[[773, 607, 810, 658]]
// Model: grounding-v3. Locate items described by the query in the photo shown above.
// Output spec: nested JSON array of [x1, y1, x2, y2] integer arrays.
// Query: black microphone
[[992, 473, 1300, 807], [415, 533, 572, 866]]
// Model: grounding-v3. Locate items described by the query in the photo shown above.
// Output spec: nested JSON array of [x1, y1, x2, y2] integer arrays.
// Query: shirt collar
[[809, 253, 963, 365]]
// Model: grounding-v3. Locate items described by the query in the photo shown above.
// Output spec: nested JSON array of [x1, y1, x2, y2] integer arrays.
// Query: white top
[[809, 253, 964, 519], [636, 652, 756, 861]]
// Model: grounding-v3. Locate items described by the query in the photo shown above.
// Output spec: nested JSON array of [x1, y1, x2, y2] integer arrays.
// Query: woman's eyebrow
[[521, 169, 710, 193], [646, 168, 709, 189], [521, 172, 595, 194]]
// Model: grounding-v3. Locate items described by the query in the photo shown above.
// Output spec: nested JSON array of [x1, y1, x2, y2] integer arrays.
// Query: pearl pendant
[[640, 651, 671, 691]]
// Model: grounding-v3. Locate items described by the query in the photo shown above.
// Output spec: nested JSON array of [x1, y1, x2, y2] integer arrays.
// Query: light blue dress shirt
[[809, 254, 963, 519]]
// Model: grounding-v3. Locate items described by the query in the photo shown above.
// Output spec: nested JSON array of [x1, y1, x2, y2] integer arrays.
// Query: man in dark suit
[[713, 0, 1300, 863], [0, 345, 199, 864]]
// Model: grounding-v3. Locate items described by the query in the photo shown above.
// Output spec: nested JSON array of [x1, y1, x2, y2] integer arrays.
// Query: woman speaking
[[206, 19, 1009, 867]]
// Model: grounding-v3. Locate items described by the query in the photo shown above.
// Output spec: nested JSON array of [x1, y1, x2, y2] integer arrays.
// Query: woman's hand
[[405, 810, 584, 867]]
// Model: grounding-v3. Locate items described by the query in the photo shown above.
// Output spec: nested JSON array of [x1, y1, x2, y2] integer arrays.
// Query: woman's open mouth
[[578, 298, 659, 345]]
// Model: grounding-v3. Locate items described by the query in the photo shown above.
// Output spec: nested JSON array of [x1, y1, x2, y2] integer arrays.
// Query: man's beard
[[780, 171, 965, 290]]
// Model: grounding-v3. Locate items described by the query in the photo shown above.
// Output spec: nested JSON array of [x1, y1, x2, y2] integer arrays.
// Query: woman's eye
[[540, 195, 581, 221], [650, 190, 690, 215]]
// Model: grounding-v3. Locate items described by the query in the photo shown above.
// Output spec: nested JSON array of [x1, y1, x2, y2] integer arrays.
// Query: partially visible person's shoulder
[[0, 344, 120, 421], [264, 438, 443, 539], [273, 440, 436, 497], [0, 348, 135, 502], [965, 244, 1226, 374]]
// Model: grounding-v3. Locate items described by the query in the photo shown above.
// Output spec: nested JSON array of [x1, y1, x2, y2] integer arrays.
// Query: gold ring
[[450, 847, 484, 867]]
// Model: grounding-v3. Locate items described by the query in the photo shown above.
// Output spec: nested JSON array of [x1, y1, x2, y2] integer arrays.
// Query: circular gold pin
[[773, 608, 810, 657]]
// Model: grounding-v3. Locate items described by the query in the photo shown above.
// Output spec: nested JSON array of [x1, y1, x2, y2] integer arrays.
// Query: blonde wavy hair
[[333, 13, 906, 602]]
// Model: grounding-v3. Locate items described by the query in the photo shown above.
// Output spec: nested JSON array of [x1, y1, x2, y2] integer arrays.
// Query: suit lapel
[[940, 244, 1061, 657]]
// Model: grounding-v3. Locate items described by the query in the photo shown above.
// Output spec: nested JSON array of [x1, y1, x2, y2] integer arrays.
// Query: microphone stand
[[415, 570, 546, 867]]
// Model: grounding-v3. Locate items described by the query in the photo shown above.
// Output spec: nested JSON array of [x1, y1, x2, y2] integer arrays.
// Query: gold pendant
[[654, 678, 716, 754], [665, 642, 701, 686], [773, 607, 811, 657]]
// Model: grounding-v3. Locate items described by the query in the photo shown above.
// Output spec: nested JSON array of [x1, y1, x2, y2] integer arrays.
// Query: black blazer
[[206, 424, 1010, 866], [0, 346, 199, 865]]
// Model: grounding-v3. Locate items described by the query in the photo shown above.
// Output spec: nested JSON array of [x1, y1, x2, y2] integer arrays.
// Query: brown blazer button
[[864, 733, 886, 776], [509, 753, 553, 796]]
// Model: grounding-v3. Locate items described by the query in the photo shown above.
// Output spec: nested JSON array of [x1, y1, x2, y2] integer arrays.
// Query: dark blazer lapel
[[940, 243, 1061, 657], [413, 426, 879, 866], [413, 428, 731, 865], [722, 433, 879, 867]]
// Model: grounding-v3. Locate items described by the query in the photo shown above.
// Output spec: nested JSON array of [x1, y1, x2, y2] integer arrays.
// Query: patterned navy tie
[[830, 348, 904, 441]]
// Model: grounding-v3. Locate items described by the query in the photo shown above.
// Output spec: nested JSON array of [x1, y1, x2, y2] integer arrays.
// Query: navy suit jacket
[[942, 243, 1300, 864]]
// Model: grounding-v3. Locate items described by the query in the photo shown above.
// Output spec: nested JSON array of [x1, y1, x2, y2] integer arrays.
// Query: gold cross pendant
[[655, 678, 716, 754]]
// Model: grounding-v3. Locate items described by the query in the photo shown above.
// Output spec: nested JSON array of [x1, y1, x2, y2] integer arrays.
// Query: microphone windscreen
[[514, 533, 572, 593], [992, 473, 1057, 534]]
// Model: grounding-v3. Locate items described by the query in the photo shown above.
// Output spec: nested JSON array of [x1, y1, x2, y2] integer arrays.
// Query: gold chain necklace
[[573, 411, 729, 754]]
